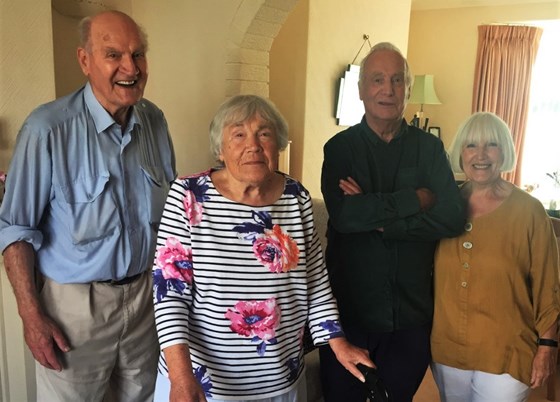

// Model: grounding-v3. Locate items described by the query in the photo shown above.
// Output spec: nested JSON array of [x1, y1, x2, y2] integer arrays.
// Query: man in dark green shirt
[[319, 42, 465, 402]]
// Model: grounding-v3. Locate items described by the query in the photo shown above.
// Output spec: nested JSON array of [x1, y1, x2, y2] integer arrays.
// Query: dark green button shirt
[[321, 118, 466, 331]]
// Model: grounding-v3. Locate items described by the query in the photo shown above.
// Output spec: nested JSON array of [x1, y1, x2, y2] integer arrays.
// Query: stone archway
[[226, 0, 299, 97]]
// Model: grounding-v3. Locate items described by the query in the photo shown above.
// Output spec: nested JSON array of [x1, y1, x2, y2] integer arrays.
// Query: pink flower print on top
[[156, 237, 193, 285], [253, 225, 299, 273], [225, 298, 281, 356], [183, 189, 204, 226], [153, 237, 194, 303], [233, 211, 300, 273], [180, 173, 210, 226]]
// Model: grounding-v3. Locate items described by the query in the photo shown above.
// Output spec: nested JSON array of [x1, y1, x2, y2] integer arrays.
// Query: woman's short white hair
[[448, 112, 516, 173], [209, 95, 289, 163]]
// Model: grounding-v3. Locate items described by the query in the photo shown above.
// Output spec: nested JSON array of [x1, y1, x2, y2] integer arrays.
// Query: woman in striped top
[[153, 95, 373, 401]]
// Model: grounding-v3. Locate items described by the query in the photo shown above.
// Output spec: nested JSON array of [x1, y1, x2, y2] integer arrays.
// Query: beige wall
[[52, 10, 85, 97], [271, 0, 412, 197], [0, 0, 56, 172], [269, 0, 309, 180], [0, 1, 56, 400], [405, 1, 560, 148], [133, 0, 248, 176]]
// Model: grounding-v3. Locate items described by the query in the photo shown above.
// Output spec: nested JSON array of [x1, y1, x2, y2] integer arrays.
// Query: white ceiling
[[411, 0, 560, 10]]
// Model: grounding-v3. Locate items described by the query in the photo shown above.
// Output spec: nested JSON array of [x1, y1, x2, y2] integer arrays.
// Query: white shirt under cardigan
[[153, 170, 344, 400]]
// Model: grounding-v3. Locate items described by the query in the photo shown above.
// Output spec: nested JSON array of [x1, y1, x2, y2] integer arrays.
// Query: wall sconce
[[408, 74, 441, 131]]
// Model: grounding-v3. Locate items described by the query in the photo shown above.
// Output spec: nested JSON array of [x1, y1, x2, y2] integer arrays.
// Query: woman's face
[[219, 114, 279, 185], [461, 140, 503, 186]]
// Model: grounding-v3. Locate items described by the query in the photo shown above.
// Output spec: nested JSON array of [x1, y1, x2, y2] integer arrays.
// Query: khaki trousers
[[36, 271, 159, 402]]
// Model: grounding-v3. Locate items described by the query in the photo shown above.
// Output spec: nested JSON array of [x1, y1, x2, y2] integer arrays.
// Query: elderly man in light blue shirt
[[0, 11, 176, 401]]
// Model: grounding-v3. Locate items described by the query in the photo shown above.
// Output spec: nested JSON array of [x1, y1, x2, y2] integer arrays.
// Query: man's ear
[[77, 48, 89, 76], [358, 82, 364, 101]]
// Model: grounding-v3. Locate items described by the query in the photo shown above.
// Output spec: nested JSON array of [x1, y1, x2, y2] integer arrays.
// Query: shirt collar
[[360, 117, 408, 144], [84, 82, 140, 134]]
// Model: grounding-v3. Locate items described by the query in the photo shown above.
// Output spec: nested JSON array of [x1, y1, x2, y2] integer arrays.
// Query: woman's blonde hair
[[448, 112, 516, 173]]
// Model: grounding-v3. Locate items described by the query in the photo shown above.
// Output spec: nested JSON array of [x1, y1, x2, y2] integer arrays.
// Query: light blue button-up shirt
[[0, 83, 176, 283]]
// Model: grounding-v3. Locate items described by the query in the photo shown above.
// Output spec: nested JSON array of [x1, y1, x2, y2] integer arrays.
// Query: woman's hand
[[169, 375, 207, 402], [164, 344, 208, 402], [328, 337, 375, 382], [530, 346, 557, 389], [531, 324, 558, 389]]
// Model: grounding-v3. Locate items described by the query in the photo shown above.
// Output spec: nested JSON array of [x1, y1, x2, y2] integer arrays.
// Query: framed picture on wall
[[428, 126, 441, 138]]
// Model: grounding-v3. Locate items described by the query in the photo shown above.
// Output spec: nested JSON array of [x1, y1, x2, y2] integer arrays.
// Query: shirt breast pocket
[[58, 173, 120, 244], [141, 166, 169, 232]]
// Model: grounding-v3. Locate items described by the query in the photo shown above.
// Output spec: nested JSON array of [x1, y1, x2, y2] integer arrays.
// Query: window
[[520, 20, 560, 209]]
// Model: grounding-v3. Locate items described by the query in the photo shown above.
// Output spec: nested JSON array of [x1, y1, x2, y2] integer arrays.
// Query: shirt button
[[463, 263, 469, 269], [463, 241, 473, 249], [461, 281, 468, 288], [465, 222, 473, 231]]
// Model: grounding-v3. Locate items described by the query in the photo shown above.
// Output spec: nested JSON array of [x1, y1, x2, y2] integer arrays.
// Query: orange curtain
[[472, 25, 542, 185]]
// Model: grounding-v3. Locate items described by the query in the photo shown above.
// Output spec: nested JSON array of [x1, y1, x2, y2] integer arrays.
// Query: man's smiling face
[[78, 12, 148, 124]]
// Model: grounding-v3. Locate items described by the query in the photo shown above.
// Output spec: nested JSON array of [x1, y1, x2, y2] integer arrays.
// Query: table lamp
[[408, 74, 441, 131]]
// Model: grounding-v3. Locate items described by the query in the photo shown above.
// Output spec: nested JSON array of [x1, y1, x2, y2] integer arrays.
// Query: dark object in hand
[[357, 363, 391, 402]]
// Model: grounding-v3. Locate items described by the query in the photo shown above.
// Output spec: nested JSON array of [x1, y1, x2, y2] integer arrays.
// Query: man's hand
[[22, 313, 70, 371], [328, 337, 375, 382], [339, 176, 387, 231], [416, 187, 436, 212], [339, 177, 363, 195], [3, 241, 70, 371]]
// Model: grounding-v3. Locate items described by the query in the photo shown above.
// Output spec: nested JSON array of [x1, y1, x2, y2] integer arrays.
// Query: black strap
[[538, 338, 559, 347]]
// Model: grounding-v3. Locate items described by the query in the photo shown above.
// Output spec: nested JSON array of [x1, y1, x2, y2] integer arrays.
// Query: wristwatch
[[538, 338, 559, 347]]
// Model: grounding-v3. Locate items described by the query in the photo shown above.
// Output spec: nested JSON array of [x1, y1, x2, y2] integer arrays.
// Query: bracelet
[[538, 338, 559, 347]]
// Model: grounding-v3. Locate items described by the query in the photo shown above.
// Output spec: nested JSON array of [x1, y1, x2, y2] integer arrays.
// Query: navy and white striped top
[[153, 169, 343, 399]]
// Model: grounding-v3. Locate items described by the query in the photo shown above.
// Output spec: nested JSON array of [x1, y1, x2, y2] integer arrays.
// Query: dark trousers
[[319, 324, 431, 402]]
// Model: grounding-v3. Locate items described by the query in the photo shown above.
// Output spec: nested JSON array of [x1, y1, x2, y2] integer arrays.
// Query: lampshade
[[408, 75, 442, 106]]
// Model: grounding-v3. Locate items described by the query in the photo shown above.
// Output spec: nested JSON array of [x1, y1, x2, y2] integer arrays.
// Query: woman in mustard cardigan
[[431, 112, 560, 402]]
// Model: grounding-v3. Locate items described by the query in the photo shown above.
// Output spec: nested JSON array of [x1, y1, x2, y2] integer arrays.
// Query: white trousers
[[431, 362, 531, 402], [154, 371, 307, 402]]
